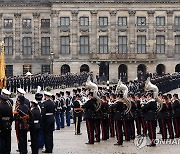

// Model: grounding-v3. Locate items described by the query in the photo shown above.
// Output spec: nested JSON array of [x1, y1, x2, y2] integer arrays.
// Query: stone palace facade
[[1, 0, 180, 81]]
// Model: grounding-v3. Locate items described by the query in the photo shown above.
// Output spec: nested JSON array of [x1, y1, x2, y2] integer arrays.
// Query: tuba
[[85, 76, 102, 111], [144, 77, 163, 111], [115, 79, 132, 114]]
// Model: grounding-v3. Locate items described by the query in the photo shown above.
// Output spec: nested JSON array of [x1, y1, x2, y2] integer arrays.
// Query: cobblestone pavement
[[11, 88, 180, 154]]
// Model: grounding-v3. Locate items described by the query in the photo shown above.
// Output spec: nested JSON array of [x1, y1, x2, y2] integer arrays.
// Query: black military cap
[[0, 95, 8, 102], [17, 95, 25, 103], [173, 93, 179, 99], [51, 95, 55, 101], [56, 93, 60, 97], [73, 89, 77, 93], [76, 94, 81, 98], [60, 91, 64, 95], [98, 87, 102, 90], [162, 95, 168, 100], [77, 88, 81, 92], [88, 92, 93, 96], [35, 93, 43, 101], [66, 91, 70, 95]]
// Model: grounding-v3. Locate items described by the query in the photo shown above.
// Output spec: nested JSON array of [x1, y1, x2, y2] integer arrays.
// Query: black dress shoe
[[147, 144, 156, 147], [42, 150, 52, 153], [85, 142, 94, 144], [77, 133, 82, 135], [114, 143, 123, 146], [95, 140, 100, 142]]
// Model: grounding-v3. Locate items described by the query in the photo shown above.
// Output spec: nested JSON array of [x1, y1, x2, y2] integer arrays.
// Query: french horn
[[115, 79, 132, 114], [85, 76, 102, 111], [145, 77, 163, 111]]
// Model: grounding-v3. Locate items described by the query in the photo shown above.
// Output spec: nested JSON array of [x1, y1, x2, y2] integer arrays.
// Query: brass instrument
[[85, 76, 102, 111], [115, 79, 132, 114], [144, 77, 163, 111]]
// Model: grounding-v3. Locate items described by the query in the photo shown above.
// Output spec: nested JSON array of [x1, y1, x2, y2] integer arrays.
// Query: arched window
[[156, 64, 165, 76], [80, 64, 89, 73], [137, 64, 147, 81], [118, 64, 128, 82], [61, 64, 70, 75]]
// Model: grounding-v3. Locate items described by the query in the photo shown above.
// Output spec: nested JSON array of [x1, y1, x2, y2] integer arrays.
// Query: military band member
[[100, 96, 109, 140], [82, 92, 96, 144], [42, 91, 55, 153], [72, 94, 83, 135], [172, 93, 180, 138], [142, 92, 157, 146], [112, 93, 124, 146], [30, 100, 41, 154], [0, 95, 13, 154]]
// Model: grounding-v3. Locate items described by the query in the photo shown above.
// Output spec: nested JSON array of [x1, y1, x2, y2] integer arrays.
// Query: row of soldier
[[5, 71, 91, 94], [0, 72, 180, 153]]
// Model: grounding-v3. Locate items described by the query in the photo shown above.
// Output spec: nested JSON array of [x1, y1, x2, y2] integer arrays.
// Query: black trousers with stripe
[[86, 118, 94, 144], [115, 120, 123, 145]]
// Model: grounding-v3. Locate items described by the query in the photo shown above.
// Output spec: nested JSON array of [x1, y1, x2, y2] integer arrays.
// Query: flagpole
[[0, 41, 6, 90]]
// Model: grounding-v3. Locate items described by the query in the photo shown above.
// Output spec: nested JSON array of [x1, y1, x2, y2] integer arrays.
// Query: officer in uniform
[[0, 95, 13, 154], [112, 93, 124, 146], [30, 100, 41, 154], [17, 88, 30, 109], [72, 94, 83, 135], [42, 91, 55, 153], [1, 89, 13, 106], [65, 91, 71, 126], [14, 95, 32, 154], [55, 93, 61, 130], [35, 92, 44, 149], [59, 91, 66, 128], [82, 92, 96, 144]]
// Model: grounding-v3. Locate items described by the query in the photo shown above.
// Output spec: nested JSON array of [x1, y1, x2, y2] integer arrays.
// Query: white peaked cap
[[17, 88, 26, 94], [26, 72, 33, 76], [44, 91, 52, 97], [2, 89, 11, 95]]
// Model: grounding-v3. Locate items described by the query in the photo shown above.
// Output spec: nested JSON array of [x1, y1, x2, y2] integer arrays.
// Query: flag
[[0, 42, 6, 89]]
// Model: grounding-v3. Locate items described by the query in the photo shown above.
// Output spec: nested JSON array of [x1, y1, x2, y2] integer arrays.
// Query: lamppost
[[50, 52, 54, 74]]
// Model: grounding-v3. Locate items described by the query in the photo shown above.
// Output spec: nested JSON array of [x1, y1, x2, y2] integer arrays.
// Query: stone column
[[14, 13, 21, 59], [147, 10, 155, 54], [128, 10, 136, 53], [71, 10, 78, 59], [109, 10, 117, 54], [33, 13, 40, 58], [90, 10, 98, 54], [166, 10, 174, 58], [51, 10, 59, 58]]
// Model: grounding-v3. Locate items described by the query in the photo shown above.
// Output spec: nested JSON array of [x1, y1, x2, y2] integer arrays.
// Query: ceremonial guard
[[14, 95, 33, 154], [42, 91, 55, 153], [30, 100, 41, 154], [55, 93, 61, 130], [0, 95, 13, 154], [59, 91, 66, 128], [100, 96, 109, 140], [142, 93, 157, 146], [172, 93, 180, 138], [65, 91, 71, 126], [1, 89, 13, 106], [35, 92, 45, 149], [72, 94, 83, 135], [82, 92, 96, 144], [17, 88, 30, 109], [112, 94, 124, 145]]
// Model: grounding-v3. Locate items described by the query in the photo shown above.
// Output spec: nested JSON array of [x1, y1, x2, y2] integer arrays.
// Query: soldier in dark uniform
[[30, 100, 41, 154], [172, 93, 180, 138], [59, 91, 66, 128], [82, 92, 96, 144], [55, 93, 61, 130], [35, 92, 44, 149], [65, 91, 71, 126], [112, 93, 124, 146], [0, 95, 13, 154], [100, 96, 109, 140], [142, 92, 157, 146], [17, 88, 30, 109], [157, 95, 174, 140], [14, 95, 32, 154], [72, 94, 83, 135], [42, 91, 55, 153]]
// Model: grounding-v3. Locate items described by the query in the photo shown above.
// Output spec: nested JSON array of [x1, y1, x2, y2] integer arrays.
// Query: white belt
[[34, 120, 39, 123], [57, 107, 61, 109], [46, 113, 53, 116]]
